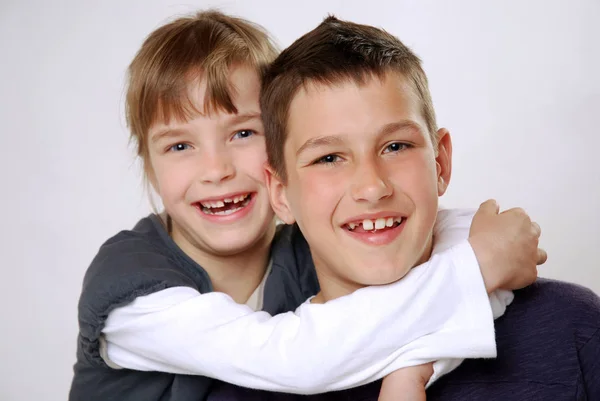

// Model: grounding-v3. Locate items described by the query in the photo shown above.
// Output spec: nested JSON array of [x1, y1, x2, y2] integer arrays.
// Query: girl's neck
[[168, 215, 276, 304]]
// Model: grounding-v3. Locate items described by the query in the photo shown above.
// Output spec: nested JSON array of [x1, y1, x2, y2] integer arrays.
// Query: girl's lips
[[194, 192, 257, 224], [197, 192, 253, 207]]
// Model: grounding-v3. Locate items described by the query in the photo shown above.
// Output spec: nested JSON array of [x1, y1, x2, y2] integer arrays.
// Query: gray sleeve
[[78, 243, 197, 366]]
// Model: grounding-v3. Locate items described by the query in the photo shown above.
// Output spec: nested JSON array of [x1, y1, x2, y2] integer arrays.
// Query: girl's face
[[147, 65, 275, 259]]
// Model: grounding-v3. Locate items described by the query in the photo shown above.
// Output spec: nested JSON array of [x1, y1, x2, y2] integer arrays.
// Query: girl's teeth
[[386, 217, 394, 227], [362, 219, 374, 230], [200, 193, 252, 213], [375, 218, 386, 230], [348, 223, 356, 230], [201, 194, 251, 208]]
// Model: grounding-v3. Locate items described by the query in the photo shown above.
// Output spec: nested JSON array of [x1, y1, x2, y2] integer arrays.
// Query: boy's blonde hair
[[126, 10, 278, 177]]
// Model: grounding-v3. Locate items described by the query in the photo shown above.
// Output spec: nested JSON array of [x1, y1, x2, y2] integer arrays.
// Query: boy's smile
[[267, 71, 453, 301], [341, 212, 406, 246]]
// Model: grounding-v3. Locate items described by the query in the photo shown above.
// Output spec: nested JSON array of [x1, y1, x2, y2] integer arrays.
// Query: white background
[[1, 0, 598, 400]]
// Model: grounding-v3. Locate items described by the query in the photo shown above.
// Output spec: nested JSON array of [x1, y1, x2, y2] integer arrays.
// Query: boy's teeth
[[216, 200, 224, 207], [224, 198, 232, 203], [347, 216, 404, 231]]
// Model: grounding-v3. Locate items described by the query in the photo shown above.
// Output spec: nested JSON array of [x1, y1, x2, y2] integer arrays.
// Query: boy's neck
[[170, 218, 276, 304], [311, 234, 434, 304]]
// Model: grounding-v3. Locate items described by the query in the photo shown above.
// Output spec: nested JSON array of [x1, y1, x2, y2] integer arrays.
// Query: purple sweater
[[207, 279, 600, 400]]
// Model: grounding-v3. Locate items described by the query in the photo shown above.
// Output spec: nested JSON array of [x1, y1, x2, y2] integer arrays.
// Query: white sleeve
[[102, 209, 497, 394], [426, 208, 515, 387]]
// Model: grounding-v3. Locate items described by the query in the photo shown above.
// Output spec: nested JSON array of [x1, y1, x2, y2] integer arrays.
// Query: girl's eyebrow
[[150, 128, 187, 143], [226, 111, 261, 125], [150, 111, 262, 143]]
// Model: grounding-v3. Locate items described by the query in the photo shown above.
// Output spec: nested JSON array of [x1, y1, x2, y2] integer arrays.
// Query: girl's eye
[[232, 129, 255, 140], [383, 142, 410, 154], [314, 154, 340, 164], [168, 143, 190, 152]]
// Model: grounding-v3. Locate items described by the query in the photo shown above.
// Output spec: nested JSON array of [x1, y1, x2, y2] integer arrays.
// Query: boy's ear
[[264, 163, 296, 225], [435, 128, 453, 196]]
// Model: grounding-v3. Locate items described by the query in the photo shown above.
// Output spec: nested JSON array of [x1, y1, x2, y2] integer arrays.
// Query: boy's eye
[[383, 142, 410, 154], [314, 154, 340, 164], [232, 129, 255, 140], [168, 143, 190, 152]]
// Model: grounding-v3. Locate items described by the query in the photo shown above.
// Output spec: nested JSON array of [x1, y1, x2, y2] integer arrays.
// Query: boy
[[69, 11, 546, 401], [206, 15, 600, 400]]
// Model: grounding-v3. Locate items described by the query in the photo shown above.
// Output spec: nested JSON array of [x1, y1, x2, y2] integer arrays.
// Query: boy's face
[[268, 72, 452, 300], [147, 65, 275, 257]]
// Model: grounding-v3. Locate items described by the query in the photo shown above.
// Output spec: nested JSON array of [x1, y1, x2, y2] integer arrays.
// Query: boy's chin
[[347, 264, 413, 287]]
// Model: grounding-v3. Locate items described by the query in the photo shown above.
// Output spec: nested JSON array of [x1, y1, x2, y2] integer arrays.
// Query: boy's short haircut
[[260, 15, 438, 181], [126, 10, 279, 176]]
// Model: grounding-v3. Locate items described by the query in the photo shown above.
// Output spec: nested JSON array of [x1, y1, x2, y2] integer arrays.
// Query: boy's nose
[[350, 158, 392, 203]]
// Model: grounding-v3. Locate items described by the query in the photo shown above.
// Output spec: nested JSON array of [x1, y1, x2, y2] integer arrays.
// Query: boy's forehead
[[286, 72, 426, 141]]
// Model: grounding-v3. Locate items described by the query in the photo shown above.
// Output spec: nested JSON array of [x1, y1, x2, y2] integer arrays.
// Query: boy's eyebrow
[[295, 120, 423, 156], [378, 120, 423, 137], [296, 135, 345, 156]]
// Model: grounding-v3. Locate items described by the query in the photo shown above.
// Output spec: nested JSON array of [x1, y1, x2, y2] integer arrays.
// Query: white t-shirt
[[244, 260, 272, 311], [99, 208, 512, 394]]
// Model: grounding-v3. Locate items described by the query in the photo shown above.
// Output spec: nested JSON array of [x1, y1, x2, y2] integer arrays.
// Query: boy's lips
[[341, 212, 405, 231], [341, 212, 406, 246]]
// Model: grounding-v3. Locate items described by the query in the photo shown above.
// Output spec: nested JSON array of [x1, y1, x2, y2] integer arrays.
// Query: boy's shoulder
[[512, 278, 600, 319], [508, 278, 600, 345], [425, 279, 600, 400]]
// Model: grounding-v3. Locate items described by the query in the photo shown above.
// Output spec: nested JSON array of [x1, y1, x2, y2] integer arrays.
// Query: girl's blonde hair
[[125, 10, 278, 178]]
